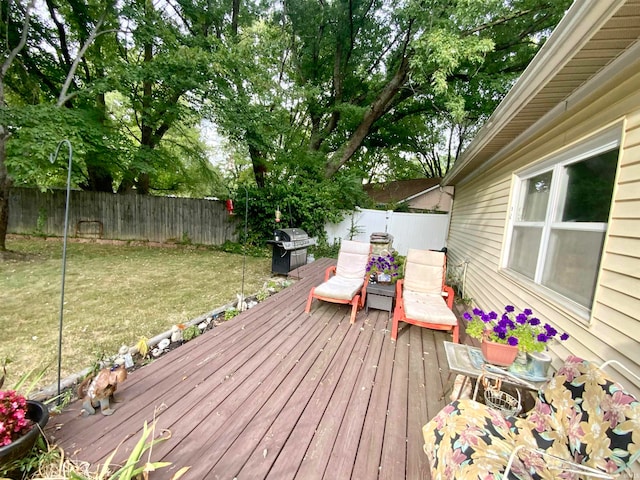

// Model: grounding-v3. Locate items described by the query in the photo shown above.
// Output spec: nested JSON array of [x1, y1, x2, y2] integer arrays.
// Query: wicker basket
[[484, 389, 522, 417]]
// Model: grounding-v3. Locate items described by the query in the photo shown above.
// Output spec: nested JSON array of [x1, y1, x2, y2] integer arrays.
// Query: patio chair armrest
[[323, 265, 337, 282], [395, 279, 404, 298], [360, 280, 369, 308], [442, 284, 454, 309], [504, 445, 615, 480]]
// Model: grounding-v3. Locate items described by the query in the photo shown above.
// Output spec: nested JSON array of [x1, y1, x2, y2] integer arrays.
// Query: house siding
[[447, 71, 640, 397]]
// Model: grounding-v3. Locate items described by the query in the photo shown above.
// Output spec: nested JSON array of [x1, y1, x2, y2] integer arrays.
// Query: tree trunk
[[249, 144, 267, 188], [324, 56, 410, 178], [137, 38, 154, 195], [0, 129, 11, 251]]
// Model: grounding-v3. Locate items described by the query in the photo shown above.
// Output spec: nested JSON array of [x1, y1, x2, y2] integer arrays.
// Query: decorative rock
[[151, 348, 163, 358], [247, 300, 258, 309], [157, 338, 170, 350], [198, 322, 207, 330], [122, 353, 134, 368], [236, 293, 247, 312], [119, 345, 130, 356], [170, 325, 183, 343]]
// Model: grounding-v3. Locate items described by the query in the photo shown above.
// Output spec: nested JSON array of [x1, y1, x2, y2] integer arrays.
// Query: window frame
[[502, 127, 621, 316]]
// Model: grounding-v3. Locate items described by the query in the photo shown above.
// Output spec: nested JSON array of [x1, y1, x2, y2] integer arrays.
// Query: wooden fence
[[8, 187, 238, 245]]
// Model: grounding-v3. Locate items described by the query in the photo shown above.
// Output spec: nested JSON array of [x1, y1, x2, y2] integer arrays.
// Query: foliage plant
[[69, 415, 190, 480], [0, 358, 46, 448], [3, 435, 62, 478], [182, 325, 200, 342], [309, 239, 341, 259], [224, 308, 240, 321], [366, 251, 402, 283], [234, 175, 365, 245], [464, 306, 569, 353]]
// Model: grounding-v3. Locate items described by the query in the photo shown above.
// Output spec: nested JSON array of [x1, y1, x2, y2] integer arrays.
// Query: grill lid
[[274, 228, 308, 242], [271, 228, 315, 250]]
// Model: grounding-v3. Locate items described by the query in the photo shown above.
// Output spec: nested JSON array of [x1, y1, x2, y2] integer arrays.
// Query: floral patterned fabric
[[423, 356, 640, 479]]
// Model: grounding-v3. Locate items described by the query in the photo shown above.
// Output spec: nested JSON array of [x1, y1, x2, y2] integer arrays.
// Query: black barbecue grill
[[268, 228, 315, 274]]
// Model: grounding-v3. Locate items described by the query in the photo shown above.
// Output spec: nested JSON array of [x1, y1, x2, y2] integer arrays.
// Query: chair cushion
[[403, 290, 457, 326], [423, 399, 537, 479], [423, 357, 640, 479], [335, 240, 371, 279], [314, 276, 364, 301], [529, 356, 640, 473], [403, 249, 445, 295]]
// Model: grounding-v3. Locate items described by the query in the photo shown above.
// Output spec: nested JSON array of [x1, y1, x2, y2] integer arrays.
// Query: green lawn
[[0, 237, 272, 391]]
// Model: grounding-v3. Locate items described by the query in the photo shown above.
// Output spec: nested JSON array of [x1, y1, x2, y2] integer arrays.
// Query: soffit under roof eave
[[448, 39, 640, 188], [441, 0, 626, 187]]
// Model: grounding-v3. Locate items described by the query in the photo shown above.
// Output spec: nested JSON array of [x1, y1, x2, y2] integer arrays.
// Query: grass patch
[[0, 237, 272, 391]]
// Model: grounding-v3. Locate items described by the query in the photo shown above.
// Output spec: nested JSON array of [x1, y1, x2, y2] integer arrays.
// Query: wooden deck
[[48, 258, 454, 479]]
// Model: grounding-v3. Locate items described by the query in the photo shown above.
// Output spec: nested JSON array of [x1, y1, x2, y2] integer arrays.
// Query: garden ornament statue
[[78, 364, 127, 416]]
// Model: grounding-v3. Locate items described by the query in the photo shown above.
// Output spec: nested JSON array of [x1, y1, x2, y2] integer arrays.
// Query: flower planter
[[0, 400, 49, 467], [481, 338, 519, 367]]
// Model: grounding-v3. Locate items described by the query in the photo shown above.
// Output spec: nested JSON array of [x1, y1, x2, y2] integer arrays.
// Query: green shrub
[[224, 308, 239, 320], [182, 325, 200, 341]]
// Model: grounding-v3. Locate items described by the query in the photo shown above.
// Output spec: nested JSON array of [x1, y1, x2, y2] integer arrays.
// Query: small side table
[[366, 283, 396, 314], [442, 341, 547, 403]]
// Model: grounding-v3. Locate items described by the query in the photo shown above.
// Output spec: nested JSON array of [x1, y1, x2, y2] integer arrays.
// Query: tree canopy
[[0, 0, 572, 245]]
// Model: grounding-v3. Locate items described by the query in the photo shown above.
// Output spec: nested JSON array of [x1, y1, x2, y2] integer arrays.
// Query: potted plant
[[0, 360, 49, 469], [366, 250, 401, 284], [463, 305, 569, 367]]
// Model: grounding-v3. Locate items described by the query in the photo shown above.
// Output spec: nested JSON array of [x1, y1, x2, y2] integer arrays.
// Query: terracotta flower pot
[[481, 337, 519, 367], [0, 400, 49, 468]]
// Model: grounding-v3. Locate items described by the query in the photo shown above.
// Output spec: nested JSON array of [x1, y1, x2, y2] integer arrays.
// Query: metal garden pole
[[240, 186, 248, 310], [50, 139, 72, 402]]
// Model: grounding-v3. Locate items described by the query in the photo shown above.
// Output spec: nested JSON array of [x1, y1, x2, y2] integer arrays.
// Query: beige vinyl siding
[[447, 76, 640, 397]]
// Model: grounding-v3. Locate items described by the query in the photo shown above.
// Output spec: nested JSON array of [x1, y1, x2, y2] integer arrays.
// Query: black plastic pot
[[0, 400, 50, 468]]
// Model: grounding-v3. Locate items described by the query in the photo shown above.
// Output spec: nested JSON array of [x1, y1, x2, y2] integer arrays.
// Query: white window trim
[[502, 127, 621, 317]]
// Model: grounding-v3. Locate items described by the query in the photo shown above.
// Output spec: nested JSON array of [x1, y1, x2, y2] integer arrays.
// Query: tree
[[0, 0, 35, 251], [210, 0, 570, 185], [2, 0, 232, 196]]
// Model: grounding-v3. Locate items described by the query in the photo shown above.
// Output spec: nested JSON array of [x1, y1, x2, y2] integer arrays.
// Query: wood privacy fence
[[8, 187, 238, 245]]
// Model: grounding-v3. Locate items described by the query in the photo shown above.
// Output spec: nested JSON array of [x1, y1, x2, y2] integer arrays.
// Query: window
[[505, 130, 620, 310]]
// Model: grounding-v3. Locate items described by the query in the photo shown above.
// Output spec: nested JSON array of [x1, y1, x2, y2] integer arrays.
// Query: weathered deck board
[[48, 258, 455, 479]]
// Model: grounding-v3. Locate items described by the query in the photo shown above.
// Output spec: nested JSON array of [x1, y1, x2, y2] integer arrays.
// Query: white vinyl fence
[[324, 208, 450, 256]]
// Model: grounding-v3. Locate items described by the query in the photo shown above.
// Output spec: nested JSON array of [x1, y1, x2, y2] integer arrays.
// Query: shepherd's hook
[[50, 139, 73, 403]]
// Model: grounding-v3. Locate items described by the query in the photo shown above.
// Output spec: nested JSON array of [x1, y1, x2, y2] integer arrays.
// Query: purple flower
[[515, 313, 527, 325], [507, 336, 519, 346], [537, 333, 548, 343], [473, 308, 483, 316], [560, 333, 569, 341], [544, 324, 557, 337], [489, 311, 498, 320], [523, 308, 533, 316], [529, 317, 541, 326], [505, 305, 515, 313], [498, 318, 515, 330]]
